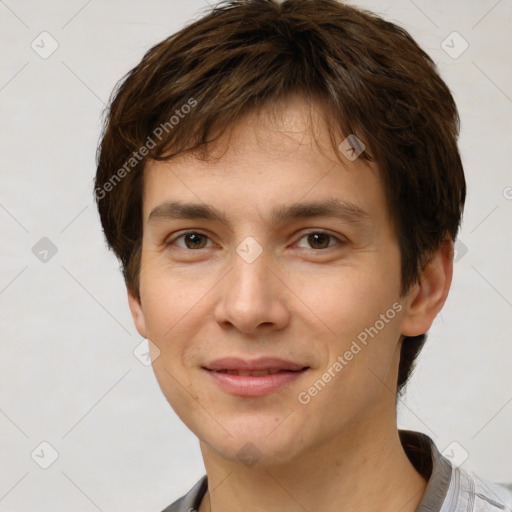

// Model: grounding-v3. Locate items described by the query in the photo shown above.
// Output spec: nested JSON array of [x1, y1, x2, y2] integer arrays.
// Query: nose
[[214, 250, 290, 334]]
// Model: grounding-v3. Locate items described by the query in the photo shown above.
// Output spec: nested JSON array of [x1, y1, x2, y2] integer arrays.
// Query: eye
[[295, 231, 344, 250], [166, 230, 344, 251], [168, 231, 212, 250]]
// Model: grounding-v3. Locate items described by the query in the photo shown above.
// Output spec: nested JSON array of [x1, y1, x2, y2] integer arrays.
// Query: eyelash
[[166, 230, 346, 251]]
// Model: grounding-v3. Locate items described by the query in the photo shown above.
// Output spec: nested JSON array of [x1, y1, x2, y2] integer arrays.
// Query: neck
[[198, 422, 427, 512]]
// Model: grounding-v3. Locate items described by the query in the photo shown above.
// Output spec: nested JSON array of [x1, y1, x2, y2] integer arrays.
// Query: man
[[94, 1, 512, 511]]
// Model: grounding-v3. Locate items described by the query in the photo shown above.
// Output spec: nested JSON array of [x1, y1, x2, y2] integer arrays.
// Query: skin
[[128, 95, 453, 512]]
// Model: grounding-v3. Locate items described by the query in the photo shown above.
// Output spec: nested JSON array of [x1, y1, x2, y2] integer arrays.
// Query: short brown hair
[[95, 0, 465, 395]]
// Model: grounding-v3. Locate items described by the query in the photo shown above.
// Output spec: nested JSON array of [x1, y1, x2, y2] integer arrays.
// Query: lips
[[214, 369, 284, 376], [203, 356, 308, 373], [202, 357, 309, 397]]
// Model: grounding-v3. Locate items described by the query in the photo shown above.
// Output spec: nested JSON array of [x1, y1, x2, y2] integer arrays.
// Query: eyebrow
[[148, 198, 371, 228], [148, 199, 370, 224]]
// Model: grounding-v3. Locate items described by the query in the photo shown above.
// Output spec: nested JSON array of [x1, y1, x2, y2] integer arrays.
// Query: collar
[[399, 430, 453, 512]]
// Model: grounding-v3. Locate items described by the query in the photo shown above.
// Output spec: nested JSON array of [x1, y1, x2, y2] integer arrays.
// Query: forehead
[[141, 96, 389, 228]]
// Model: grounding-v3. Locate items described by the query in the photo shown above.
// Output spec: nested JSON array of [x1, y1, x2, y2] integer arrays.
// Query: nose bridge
[[230, 233, 269, 290], [214, 241, 289, 332], [228, 244, 272, 309]]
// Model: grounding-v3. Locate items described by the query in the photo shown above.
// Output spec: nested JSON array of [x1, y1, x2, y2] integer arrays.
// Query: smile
[[211, 369, 287, 376], [202, 357, 310, 396]]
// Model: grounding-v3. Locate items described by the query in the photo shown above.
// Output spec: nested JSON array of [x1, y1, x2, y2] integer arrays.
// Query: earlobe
[[400, 238, 454, 337], [127, 286, 148, 338]]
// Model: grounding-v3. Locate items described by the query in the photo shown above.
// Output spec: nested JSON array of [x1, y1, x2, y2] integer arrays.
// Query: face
[[128, 96, 433, 467]]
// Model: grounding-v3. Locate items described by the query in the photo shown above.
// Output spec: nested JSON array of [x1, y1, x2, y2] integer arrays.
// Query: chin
[[197, 416, 308, 468], [205, 438, 302, 469]]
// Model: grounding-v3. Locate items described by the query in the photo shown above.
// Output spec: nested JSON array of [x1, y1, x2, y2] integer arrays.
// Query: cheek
[[139, 255, 214, 343], [293, 261, 400, 339], [292, 259, 403, 390]]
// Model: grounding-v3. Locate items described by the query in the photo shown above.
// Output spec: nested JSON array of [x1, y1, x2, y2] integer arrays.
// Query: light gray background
[[1, 0, 511, 510]]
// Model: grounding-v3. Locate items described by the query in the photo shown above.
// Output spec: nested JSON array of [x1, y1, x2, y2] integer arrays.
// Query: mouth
[[202, 357, 310, 397], [203, 356, 308, 373], [207, 368, 307, 376]]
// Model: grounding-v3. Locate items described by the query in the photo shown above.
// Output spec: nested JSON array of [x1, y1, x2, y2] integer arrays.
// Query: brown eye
[[296, 231, 341, 250], [185, 233, 208, 249], [307, 233, 331, 249], [170, 232, 211, 249]]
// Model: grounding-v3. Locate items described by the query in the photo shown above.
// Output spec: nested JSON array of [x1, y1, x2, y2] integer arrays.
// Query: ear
[[127, 286, 148, 339], [400, 237, 454, 337]]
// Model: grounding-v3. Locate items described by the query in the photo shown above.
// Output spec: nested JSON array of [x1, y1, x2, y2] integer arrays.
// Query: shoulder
[[398, 429, 511, 512], [159, 476, 208, 512], [455, 466, 512, 511]]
